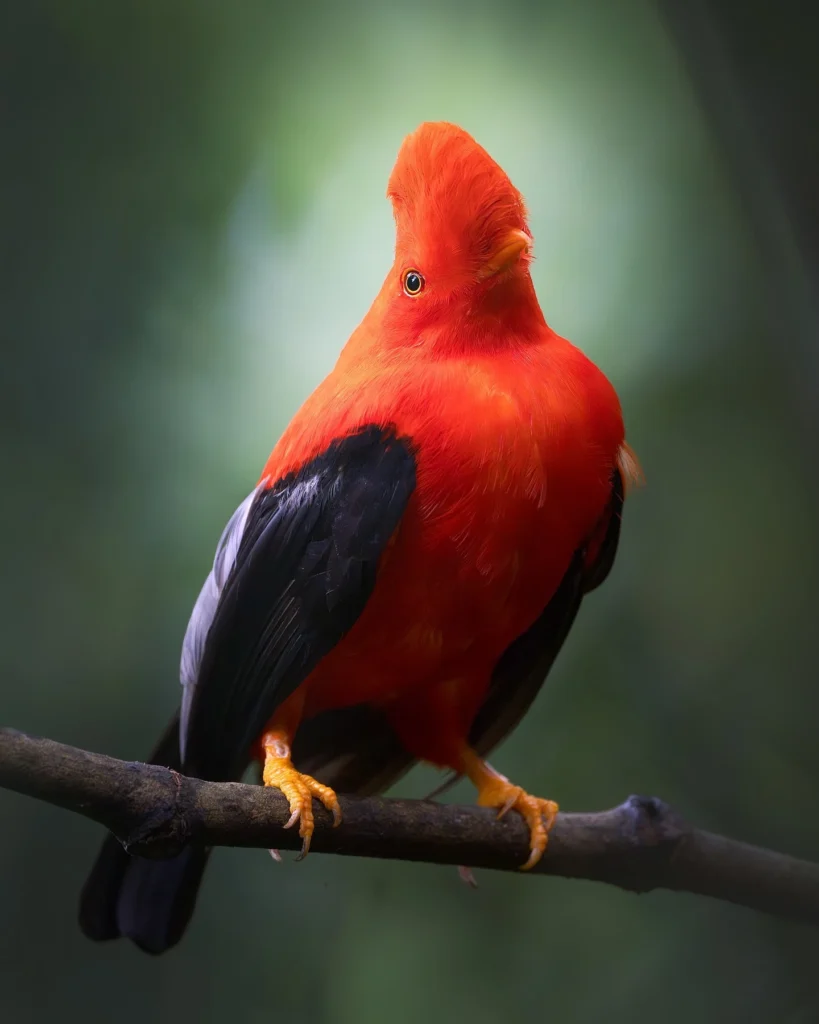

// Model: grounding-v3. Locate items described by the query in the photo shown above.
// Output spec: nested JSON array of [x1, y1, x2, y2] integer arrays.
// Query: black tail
[[78, 712, 210, 955]]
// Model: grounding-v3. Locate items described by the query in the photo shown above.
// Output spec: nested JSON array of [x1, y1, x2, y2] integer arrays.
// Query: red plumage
[[261, 122, 629, 766]]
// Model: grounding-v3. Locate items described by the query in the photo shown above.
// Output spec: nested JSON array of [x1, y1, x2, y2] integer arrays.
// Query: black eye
[[402, 269, 424, 296]]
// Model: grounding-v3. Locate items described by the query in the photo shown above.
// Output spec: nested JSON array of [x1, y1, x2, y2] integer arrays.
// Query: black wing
[[79, 424, 415, 954], [181, 424, 416, 781], [292, 469, 625, 796]]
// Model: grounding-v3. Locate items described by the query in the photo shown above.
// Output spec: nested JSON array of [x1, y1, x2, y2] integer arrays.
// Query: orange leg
[[260, 692, 341, 859], [385, 680, 559, 871], [458, 746, 559, 870]]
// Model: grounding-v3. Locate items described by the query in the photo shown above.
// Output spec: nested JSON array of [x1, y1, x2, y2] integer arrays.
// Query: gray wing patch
[[179, 487, 260, 761]]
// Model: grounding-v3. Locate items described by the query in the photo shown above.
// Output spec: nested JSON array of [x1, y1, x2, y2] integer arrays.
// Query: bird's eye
[[402, 269, 424, 296]]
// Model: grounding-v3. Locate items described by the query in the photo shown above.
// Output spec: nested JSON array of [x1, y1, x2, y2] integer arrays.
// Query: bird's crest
[[387, 122, 531, 276]]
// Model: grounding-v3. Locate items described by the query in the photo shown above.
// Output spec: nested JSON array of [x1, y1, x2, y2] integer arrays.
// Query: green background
[[3, 2, 818, 1022]]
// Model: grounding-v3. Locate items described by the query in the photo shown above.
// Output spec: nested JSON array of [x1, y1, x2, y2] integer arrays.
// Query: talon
[[515, 793, 559, 870], [262, 731, 342, 858], [457, 865, 479, 888], [496, 790, 519, 819], [486, 786, 558, 870], [461, 750, 558, 870]]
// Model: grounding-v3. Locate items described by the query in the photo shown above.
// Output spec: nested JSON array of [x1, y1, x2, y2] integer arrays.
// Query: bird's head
[[382, 122, 541, 347]]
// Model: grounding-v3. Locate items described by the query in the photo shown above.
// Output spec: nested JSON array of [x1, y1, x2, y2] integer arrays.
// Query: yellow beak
[[477, 229, 531, 281]]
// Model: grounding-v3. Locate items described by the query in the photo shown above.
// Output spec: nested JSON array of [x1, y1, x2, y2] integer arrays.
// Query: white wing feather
[[179, 487, 259, 761]]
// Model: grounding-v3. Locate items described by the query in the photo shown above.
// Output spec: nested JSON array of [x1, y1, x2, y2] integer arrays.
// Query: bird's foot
[[457, 747, 558, 870], [262, 733, 341, 859], [476, 774, 558, 870]]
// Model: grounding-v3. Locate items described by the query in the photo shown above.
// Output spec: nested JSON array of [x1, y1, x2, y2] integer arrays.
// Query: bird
[[79, 120, 640, 955]]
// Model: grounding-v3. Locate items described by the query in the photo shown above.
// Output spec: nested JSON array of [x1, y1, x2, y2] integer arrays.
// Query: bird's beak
[[477, 229, 531, 281]]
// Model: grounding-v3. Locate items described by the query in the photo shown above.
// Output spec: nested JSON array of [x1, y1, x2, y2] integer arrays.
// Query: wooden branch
[[2, 726, 818, 925]]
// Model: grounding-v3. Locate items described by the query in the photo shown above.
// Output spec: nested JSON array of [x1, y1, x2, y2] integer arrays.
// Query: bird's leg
[[457, 747, 558, 870], [262, 729, 342, 858], [260, 697, 341, 859]]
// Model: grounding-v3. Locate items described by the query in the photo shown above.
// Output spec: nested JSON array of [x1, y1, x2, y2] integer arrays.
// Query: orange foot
[[262, 732, 341, 859], [460, 748, 558, 870]]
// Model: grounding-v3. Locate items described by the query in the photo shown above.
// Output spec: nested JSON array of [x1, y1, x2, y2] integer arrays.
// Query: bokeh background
[[3, 1, 819, 1021]]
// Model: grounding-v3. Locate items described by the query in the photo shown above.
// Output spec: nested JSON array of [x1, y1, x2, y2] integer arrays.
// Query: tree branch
[[2, 726, 818, 925]]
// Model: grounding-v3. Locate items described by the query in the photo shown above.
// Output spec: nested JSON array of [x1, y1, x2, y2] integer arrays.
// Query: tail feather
[[78, 711, 210, 955], [78, 831, 132, 943]]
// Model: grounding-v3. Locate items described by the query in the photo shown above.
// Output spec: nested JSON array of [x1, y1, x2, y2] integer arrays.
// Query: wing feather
[[180, 487, 260, 759], [179, 425, 416, 781]]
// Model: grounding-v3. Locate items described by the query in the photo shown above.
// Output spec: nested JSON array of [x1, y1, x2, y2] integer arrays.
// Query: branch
[[2, 727, 818, 925]]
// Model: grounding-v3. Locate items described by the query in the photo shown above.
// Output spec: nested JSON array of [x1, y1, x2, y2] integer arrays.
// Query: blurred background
[[2, 0, 818, 1021]]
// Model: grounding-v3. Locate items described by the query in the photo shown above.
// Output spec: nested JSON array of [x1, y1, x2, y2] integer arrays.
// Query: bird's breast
[[302, 346, 620, 714]]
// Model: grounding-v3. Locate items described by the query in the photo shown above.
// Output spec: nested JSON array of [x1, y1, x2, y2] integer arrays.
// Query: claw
[[496, 791, 519, 819], [457, 865, 479, 888], [462, 752, 558, 870], [482, 786, 557, 870], [262, 737, 342, 859]]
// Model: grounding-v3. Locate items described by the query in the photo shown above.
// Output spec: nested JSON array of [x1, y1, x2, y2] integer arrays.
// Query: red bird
[[80, 121, 640, 954]]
